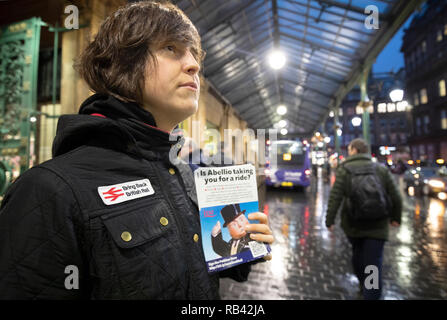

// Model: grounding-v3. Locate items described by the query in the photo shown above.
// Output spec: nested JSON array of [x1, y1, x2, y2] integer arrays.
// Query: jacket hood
[[52, 94, 182, 159]]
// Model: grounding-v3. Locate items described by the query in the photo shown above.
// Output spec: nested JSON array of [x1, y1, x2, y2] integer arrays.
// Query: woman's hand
[[245, 212, 274, 261]]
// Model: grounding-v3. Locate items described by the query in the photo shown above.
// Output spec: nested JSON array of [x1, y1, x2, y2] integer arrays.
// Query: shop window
[[420, 88, 428, 104], [419, 145, 425, 157], [413, 92, 419, 106], [439, 79, 446, 97], [390, 133, 397, 144], [390, 119, 396, 129], [396, 101, 408, 112], [441, 110, 447, 130], [378, 103, 387, 113], [400, 118, 406, 128], [416, 117, 421, 135], [400, 133, 407, 143], [387, 103, 396, 113], [424, 115, 430, 134], [437, 29, 443, 42], [355, 105, 363, 115]]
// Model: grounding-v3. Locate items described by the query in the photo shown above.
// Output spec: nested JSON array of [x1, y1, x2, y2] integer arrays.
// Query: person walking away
[[325, 138, 402, 300]]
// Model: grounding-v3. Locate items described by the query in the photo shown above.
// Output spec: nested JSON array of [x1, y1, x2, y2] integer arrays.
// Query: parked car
[[422, 166, 447, 200], [403, 166, 438, 195]]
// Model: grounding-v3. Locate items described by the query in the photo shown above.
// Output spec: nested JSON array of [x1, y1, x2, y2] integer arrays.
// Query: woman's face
[[227, 214, 249, 240], [141, 43, 200, 132]]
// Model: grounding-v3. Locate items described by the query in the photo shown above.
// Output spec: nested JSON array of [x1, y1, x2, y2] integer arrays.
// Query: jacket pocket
[[101, 201, 171, 249], [90, 201, 184, 298]]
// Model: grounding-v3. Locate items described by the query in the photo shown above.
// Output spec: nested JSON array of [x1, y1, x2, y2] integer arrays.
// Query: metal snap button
[[193, 234, 199, 242], [169, 168, 175, 175], [121, 231, 132, 242], [160, 217, 169, 226]]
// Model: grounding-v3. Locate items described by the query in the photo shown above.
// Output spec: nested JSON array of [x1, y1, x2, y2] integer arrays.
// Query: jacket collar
[[53, 94, 184, 161], [343, 153, 371, 164]]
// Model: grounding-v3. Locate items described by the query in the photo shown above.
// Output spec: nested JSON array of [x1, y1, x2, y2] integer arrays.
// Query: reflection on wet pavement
[[219, 174, 447, 300]]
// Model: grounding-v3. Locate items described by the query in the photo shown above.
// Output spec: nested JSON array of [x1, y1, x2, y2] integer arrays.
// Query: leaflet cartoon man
[[211, 204, 254, 257]]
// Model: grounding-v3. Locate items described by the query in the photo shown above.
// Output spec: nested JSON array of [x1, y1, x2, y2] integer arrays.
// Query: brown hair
[[349, 138, 369, 154], [76, 1, 203, 104]]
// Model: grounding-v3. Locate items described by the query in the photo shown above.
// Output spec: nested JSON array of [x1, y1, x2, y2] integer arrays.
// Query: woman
[[0, 1, 274, 299]]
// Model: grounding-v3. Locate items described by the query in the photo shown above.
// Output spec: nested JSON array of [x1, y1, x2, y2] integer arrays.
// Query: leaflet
[[194, 164, 271, 273]]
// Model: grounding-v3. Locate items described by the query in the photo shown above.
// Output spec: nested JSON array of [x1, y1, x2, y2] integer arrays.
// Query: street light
[[280, 128, 288, 135], [278, 120, 287, 128], [276, 105, 287, 115], [267, 50, 286, 70], [352, 116, 362, 127], [389, 89, 404, 103]]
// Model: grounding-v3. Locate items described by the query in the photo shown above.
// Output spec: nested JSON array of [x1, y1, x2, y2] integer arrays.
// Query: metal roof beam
[[231, 82, 277, 106], [237, 91, 282, 115], [282, 92, 329, 110], [203, 10, 272, 54], [282, 1, 372, 36], [281, 78, 333, 99], [217, 64, 267, 94], [250, 112, 300, 127], [284, 0, 366, 24], [280, 36, 355, 65], [205, 36, 270, 77], [279, 22, 359, 51], [280, 31, 355, 58], [186, 0, 233, 29], [200, 0, 266, 41], [280, 42, 354, 76], [278, 13, 369, 45], [283, 60, 344, 84], [316, 0, 376, 17]]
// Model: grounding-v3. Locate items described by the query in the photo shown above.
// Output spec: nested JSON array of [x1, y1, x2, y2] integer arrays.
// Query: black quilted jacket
[[0, 94, 251, 299]]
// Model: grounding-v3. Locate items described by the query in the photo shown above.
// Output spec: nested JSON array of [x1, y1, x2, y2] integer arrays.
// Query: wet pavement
[[219, 171, 447, 300]]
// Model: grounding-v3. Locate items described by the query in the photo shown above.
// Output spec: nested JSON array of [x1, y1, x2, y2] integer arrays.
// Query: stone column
[[60, 0, 125, 115]]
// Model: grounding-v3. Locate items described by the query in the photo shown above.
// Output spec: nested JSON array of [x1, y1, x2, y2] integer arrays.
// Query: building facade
[[325, 70, 412, 163], [402, 0, 447, 161]]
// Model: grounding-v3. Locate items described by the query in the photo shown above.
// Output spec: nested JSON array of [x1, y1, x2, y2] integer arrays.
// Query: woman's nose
[[183, 49, 200, 75]]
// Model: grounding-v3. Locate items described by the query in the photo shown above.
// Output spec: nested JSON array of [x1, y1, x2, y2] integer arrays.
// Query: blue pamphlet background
[[200, 201, 259, 261]]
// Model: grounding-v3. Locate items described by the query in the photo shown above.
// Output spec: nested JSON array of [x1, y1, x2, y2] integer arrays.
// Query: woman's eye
[[166, 45, 175, 52]]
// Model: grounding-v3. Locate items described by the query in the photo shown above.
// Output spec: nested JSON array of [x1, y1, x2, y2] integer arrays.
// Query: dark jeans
[[348, 237, 385, 300]]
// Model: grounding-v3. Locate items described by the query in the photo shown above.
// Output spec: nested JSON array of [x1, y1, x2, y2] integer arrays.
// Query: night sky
[[372, 16, 413, 73]]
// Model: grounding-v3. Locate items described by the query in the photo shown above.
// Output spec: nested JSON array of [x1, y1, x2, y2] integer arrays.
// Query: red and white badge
[[98, 178, 155, 205]]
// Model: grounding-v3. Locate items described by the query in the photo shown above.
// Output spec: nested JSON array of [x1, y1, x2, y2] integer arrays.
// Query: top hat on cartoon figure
[[221, 204, 246, 227]]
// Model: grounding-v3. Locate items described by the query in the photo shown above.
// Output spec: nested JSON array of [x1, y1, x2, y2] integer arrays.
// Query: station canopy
[[170, 0, 421, 136]]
